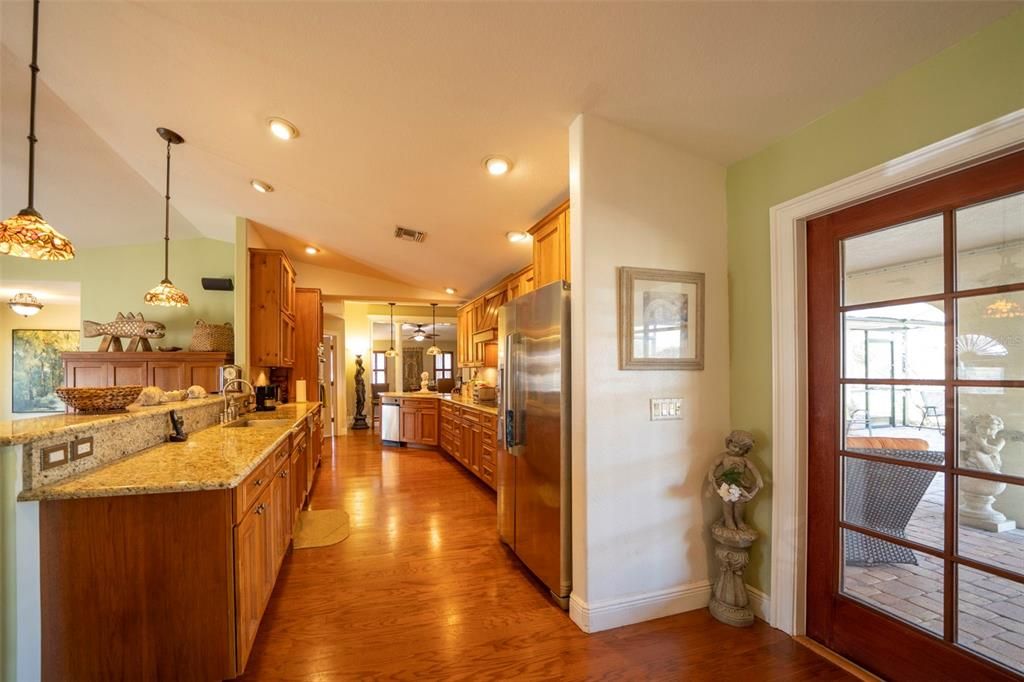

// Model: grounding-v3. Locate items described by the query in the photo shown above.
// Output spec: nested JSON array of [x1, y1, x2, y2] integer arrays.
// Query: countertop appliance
[[381, 395, 402, 445], [497, 280, 571, 608], [255, 385, 279, 412]]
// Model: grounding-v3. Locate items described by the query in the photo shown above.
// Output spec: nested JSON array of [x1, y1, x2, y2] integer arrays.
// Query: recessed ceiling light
[[484, 156, 512, 176], [305, 246, 319, 255], [444, 287, 456, 295], [506, 231, 529, 243], [268, 117, 299, 140], [250, 179, 274, 193]]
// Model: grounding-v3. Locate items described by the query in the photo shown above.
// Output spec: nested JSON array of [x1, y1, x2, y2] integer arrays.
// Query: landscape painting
[[12, 330, 80, 413]]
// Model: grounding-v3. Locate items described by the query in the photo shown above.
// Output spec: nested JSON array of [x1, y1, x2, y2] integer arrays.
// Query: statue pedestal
[[709, 521, 758, 628], [960, 479, 1016, 532]]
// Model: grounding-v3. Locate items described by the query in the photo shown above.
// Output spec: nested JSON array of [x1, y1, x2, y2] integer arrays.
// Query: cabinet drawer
[[400, 398, 436, 411], [481, 463, 495, 488], [460, 409, 481, 424], [235, 456, 274, 520], [272, 438, 291, 470]]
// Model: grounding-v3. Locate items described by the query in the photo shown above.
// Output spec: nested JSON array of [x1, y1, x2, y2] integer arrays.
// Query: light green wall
[[726, 9, 1024, 593], [0, 238, 235, 350]]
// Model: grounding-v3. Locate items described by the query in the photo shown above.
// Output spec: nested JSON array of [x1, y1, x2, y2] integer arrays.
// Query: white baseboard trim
[[569, 581, 711, 633], [747, 585, 770, 624], [569, 581, 771, 634]]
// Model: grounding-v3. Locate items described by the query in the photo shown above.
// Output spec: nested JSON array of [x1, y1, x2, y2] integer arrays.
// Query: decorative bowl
[[55, 385, 144, 413]]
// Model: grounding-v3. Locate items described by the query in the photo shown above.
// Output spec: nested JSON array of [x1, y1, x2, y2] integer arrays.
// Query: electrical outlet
[[650, 398, 683, 421], [40, 443, 69, 470], [71, 436, 94, 461]]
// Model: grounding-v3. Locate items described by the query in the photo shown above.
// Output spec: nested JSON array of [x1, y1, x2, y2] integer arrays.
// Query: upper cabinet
[[529, 201, 570, 288], [250, 249, 297, 368], [455, 200, 569, 369], [291, 287, 324, 399]]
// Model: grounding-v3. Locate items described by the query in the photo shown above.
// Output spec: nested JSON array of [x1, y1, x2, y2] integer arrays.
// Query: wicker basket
[[55, 385, 144, 413], [189, 320, 234, 352]]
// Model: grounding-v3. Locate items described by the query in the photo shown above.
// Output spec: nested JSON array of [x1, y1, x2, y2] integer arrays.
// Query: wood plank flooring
[[239, 431, 850, 680]]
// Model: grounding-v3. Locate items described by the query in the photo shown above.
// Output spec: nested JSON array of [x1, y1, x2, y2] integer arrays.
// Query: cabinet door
[[270, 464, 292, 571], [281, 260, 296, 318], [470, 423, 483, 474], [280, 315, 296, 368], [185, 362, 221, 393], [291, 444, 306, 523], [109, 361, 147, 387], [400, 408, 418, 443], [235, 496, 269, 668], [418, 410, 438, 446], [532, 212, 565, 287], [305, 424, 315, 494], [65, 361, 108, 388], [148, 362, 185, 391], [521, 268, 535, 295]]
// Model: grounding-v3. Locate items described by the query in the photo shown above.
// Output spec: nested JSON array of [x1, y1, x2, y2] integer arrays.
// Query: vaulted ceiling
[[1, 1, 1015, 297]]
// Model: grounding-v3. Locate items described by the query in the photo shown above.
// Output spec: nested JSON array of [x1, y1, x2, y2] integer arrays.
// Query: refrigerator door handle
[[506, 331, 523, 456]]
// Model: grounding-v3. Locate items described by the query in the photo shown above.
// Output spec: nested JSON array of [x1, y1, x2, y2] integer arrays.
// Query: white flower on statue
[[717, 483, 742, 502]]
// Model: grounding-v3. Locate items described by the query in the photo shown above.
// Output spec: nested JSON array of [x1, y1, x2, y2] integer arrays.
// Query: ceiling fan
[[404, 323, 438, 342]]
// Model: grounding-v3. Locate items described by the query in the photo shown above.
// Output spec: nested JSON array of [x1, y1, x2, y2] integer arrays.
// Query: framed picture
[[618, 267, 704, 370], [12, 329, 80, 413]]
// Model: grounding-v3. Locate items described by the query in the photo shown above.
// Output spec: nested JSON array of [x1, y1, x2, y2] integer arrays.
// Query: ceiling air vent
[[394, 226, 426, 243]]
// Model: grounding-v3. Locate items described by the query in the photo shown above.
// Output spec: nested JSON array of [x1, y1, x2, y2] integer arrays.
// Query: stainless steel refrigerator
[[497, 280, 571, 608]]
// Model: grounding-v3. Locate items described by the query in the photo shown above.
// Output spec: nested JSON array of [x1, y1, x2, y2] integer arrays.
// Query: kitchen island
[[381, 392, 499, 488], [15, 401, 322, 681]]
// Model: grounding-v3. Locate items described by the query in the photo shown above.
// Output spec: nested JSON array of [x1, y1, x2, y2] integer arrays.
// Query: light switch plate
[[650, 398, 683, 421], [40, 443, 69, 470]]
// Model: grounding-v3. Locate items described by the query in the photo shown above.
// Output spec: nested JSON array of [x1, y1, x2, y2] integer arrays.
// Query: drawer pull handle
[[254, 478, 264, 487], [255, 503, 266, 515], [280, 470, 288, 478]]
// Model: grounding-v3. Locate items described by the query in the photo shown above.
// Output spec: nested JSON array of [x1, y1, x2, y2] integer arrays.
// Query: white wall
[[569, 114, 731, 632]]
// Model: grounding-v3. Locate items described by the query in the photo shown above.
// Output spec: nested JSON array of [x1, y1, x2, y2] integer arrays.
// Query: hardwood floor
[[240, 431, 851, 680]]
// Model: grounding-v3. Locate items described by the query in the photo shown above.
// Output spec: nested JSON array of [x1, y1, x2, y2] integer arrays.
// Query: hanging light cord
[[163, 138, 171, 282], [24, 0, 41, 213]]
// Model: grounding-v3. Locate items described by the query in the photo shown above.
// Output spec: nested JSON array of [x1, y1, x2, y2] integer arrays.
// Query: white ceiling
[[0, 279, 80, 305], [1, 1, 1016, 297]]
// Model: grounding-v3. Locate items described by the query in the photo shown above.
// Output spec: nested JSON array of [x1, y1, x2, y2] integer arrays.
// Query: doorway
[[806, 150, 1024, 679]]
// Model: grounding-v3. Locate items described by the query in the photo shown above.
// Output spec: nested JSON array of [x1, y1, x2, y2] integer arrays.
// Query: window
[[372, 351, 387, 386], [434, 351, 453, 380]]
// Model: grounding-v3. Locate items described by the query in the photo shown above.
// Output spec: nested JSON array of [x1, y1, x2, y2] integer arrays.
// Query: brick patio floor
[[844, 475, 1024, 674]]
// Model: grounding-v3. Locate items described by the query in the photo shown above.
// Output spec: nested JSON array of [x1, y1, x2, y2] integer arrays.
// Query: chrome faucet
[[221, 379, 255, 424]]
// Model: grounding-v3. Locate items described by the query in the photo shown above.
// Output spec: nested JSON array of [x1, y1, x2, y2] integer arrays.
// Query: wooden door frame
[[767, 108, 1024, 635]]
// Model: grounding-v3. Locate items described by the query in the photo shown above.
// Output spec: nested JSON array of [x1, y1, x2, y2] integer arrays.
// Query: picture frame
[[617, 267, 704, 370], [12, 329, 80, 413]]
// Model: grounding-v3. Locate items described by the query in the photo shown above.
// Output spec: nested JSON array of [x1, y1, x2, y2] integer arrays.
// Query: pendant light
[[0, 0, 75, 261], [384, 303, 398, 358], [8, 292, 44, 317], [144, 128, 189, 307], [426, 303, 441, 356]]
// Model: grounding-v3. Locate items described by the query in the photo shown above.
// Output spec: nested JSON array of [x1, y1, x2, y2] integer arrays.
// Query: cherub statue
[[960, 414, 1005, 473], [419, 370, 431, 393], [707, 430, 764, 531]]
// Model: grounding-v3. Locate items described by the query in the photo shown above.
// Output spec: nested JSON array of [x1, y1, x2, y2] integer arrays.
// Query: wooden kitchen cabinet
[[530, 201, 570, 288], [291, 431, 307, 523], [61, 352, 232, 399], [291, 288, 324, 401], [399, 398, 438, 446], [439, 402, 497, 490], [250, 248, 297, 368], [235, 488, 270, 668]]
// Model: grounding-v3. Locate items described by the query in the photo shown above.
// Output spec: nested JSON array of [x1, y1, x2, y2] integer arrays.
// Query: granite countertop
[[380, 391, 499, 416], [18, 402, 321, 501], [0, 396, 226, 446]]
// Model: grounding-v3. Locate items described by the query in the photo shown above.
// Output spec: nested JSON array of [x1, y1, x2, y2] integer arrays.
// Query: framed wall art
[[12, 329, 80, 412], [617, 267, 704, 370]]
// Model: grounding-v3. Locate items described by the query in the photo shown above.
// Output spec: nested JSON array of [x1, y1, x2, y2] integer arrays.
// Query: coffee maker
[[255, 385, 280, 412]]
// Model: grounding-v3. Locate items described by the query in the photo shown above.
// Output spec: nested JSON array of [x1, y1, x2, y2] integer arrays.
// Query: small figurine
[[136, 386, 164, 406], [83, 313, 166, 352], [419, 370, 431, 393], [186, 385, 208, 400], [707, 430, 764, 531]]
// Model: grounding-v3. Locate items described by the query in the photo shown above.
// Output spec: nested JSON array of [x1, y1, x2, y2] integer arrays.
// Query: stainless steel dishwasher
[[381, 395, 402, 445]]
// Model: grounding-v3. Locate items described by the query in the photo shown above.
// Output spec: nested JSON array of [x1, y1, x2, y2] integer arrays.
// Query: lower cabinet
[[38, 413, 318, 681], [399, 398, 439, 446], [439, 402, 497, 489]]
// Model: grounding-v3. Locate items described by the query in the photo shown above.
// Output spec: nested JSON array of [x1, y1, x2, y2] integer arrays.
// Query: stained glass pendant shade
[[145, 128, 189, 307], [0, 0, 75, 261]]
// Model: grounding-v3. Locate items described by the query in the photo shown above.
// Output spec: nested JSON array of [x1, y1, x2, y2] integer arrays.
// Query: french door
[[807, 150, 1024, 680]]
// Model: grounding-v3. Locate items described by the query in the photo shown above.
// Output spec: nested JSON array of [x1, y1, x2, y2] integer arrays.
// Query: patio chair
[[917, 389, 945, 434], [844, 437, 943, 566]]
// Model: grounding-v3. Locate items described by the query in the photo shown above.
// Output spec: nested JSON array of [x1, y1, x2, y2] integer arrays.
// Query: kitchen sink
[[223, 418, 293, 429]]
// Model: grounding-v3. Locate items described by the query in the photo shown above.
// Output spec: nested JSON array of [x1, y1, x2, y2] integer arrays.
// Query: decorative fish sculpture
[[83, 313, 165, 353], [83, 313, 166, 339]]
